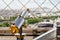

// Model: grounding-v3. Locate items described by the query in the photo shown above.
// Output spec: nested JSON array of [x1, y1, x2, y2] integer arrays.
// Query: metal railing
[[33, 28, 56, 40]]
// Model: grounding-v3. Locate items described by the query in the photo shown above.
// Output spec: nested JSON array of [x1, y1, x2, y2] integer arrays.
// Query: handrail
[[33, 28, 56, 40]]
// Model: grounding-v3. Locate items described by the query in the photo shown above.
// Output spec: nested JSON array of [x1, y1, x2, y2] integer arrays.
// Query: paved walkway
[[0, 36, 34, 40]]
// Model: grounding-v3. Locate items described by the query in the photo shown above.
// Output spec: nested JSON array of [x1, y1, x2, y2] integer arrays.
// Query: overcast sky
[[0, 0, 60, 10]]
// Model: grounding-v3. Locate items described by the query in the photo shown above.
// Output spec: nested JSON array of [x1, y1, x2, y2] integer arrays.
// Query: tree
[[27, 18, 38, 24], [27, 17, 43, 24], [0, 22, 10, 27], [10, 16, 17, 21]]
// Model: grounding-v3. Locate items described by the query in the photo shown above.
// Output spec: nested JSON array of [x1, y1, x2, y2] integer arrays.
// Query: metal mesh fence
[[0, 0, 60, 17], [0, 0, 59, 40]]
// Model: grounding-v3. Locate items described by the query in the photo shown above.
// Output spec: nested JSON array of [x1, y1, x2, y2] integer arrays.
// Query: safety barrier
[[33, 28, 56, 40]]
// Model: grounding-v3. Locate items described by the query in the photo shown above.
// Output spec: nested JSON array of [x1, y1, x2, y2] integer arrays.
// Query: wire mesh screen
[[0, 0, 60, 17], [0, 0, 59, 40]]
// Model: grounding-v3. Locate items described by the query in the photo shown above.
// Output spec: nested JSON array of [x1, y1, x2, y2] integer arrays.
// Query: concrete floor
[[0, 36, 17, 40], [0, 36, 34, 40]]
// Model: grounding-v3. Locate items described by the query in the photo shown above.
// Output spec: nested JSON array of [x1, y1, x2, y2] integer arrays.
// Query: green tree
[[27, 17, 43, 24], [27, 18, 38, 24], [10, 16, 17, 21], [0, 22, 10, 27], [50, 16, 58, 20]]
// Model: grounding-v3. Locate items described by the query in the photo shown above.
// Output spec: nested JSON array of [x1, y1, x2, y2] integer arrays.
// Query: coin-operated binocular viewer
[[10, 9, 30, 40]]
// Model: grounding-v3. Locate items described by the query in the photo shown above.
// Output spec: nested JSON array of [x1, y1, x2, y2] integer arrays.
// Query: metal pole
[[17, 26, 23, 40], [20, 26, 24, 40]]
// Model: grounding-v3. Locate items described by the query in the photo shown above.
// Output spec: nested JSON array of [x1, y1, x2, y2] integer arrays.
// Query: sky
[[0, 0, 60, 10]]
